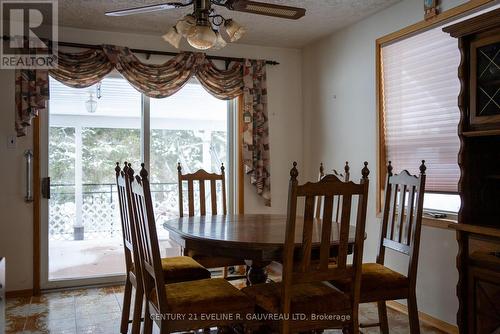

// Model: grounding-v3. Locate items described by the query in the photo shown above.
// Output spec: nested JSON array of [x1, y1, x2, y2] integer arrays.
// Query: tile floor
[[4, 284, 447, 334]]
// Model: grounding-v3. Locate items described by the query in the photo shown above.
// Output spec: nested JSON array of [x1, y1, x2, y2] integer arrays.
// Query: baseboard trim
[[5, 289, 33, 298], [386, 301, 458, 334]]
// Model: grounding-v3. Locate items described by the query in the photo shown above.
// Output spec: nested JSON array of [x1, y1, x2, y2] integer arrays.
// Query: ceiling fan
[[105, 0, 306, 50]]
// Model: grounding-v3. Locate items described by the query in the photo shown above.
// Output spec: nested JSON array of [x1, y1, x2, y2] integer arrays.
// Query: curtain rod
[[1, 36, 280, 66]]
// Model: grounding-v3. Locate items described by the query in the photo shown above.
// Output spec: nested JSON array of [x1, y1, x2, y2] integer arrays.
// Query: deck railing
[[49, 182, 222, 241], [50, 183, 179, 241]]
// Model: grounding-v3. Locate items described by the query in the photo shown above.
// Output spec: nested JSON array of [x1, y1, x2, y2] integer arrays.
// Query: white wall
[[0, 69, 35, 292], [302, 0, 473, 326], [0, 27, 303, 291]]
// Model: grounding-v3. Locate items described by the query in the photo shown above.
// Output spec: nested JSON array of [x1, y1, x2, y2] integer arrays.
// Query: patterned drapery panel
[[15, 69, 49, 137], [242, 60, 270, 205], [195, 60, 243, 100], [50, 49, 113, 88], [15, 44, 271, 205], [103, 46, 202, 98]]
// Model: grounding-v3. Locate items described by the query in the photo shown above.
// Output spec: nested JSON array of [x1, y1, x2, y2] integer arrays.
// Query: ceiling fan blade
[[228, 0, 305, 20], [105, 1, 192, 17]]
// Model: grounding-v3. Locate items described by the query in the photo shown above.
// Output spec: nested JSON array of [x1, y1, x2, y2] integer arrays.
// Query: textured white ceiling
[[59, 0, 401, 48]]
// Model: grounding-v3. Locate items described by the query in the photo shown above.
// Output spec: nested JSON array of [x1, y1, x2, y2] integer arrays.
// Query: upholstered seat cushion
[[331, 263, 409, 303], [151, 278, 253, 315], [133, 256, 210, 284], [161, 256, 212, 283], [242, 281, 351, 315]]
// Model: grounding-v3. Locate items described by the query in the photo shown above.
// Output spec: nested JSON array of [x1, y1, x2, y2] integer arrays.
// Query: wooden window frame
[[376, 0, 495, 230]]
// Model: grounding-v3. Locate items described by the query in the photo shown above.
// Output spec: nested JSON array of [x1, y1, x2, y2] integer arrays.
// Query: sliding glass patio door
[[40, 73, 233, 288], [149, 82, 230, 257]]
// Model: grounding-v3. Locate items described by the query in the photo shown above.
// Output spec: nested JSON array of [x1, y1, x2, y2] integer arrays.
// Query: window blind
[[382, 26, 461, 193]]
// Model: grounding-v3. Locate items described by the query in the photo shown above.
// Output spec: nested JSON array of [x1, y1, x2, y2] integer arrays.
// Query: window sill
[[375, 213, 457, 230], [422, 216, 457, 230]]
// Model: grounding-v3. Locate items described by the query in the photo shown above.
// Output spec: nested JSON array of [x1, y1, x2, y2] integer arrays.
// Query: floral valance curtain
[[15, 45, 271, 205]]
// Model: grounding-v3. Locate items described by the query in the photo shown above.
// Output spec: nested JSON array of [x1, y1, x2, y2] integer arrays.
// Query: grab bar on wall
[[24, 150, 34, 202]]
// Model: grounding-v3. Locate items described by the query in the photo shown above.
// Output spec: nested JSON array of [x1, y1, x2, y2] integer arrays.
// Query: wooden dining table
[[163, 214, 359, 285]]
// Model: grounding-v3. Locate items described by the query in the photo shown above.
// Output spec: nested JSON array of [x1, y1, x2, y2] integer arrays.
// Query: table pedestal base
[[245, 260, 269, 286]]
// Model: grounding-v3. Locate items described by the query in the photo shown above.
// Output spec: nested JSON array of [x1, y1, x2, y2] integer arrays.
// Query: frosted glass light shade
[[85, 93, 97, 113], [212, 32, 227, 50], [176, 14, 196, 37], [225, 19, 245, 42], [162, 27, 182, 49], [187, 25, 217, 50]]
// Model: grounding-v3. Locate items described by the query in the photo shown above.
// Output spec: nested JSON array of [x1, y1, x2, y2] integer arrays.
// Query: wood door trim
[[5, 288, 34, 298], [375, 0, 496, 213]]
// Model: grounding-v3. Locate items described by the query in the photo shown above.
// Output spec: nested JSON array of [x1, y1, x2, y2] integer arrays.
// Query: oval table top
[[163, 214, 358, 258], [163, 214, 360, 284]]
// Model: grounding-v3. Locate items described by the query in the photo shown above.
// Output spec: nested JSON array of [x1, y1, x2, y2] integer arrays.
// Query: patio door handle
[[42, 177, 51, 199], [24, 150, 33, 202]]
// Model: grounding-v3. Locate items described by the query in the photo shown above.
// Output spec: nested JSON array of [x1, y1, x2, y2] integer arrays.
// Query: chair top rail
[[297, 176, 368, 197], [177, 163, 225, 181], [389, 169, 421, 187]]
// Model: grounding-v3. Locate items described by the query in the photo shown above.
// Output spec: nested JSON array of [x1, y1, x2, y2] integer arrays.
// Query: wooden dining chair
[[129, 164, 254, 334], [242, 162, 370, 334], [331, 161, 427, 334], [115, 163, 211, 334], [177, 163, 245, 279]]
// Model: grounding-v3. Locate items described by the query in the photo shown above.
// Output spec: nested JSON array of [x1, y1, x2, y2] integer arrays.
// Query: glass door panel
[[150, 78, 228, 257], [47, 76, 141, 281]]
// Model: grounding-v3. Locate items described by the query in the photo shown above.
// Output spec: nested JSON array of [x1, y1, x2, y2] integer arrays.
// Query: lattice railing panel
[[48, 183, 223, 241]]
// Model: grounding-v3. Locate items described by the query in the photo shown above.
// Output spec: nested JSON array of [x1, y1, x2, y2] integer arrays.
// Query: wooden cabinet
[[443, 8, 500, 334]]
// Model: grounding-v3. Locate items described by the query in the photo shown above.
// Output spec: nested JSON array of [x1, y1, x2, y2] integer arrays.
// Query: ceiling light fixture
[[162, 26, 182, 49], [85, 92, 98, 113], [85, 83, 101, 114], [161, 0, 245, 51], [107, 1, 306, 51], [224, 19, 245, 42]]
